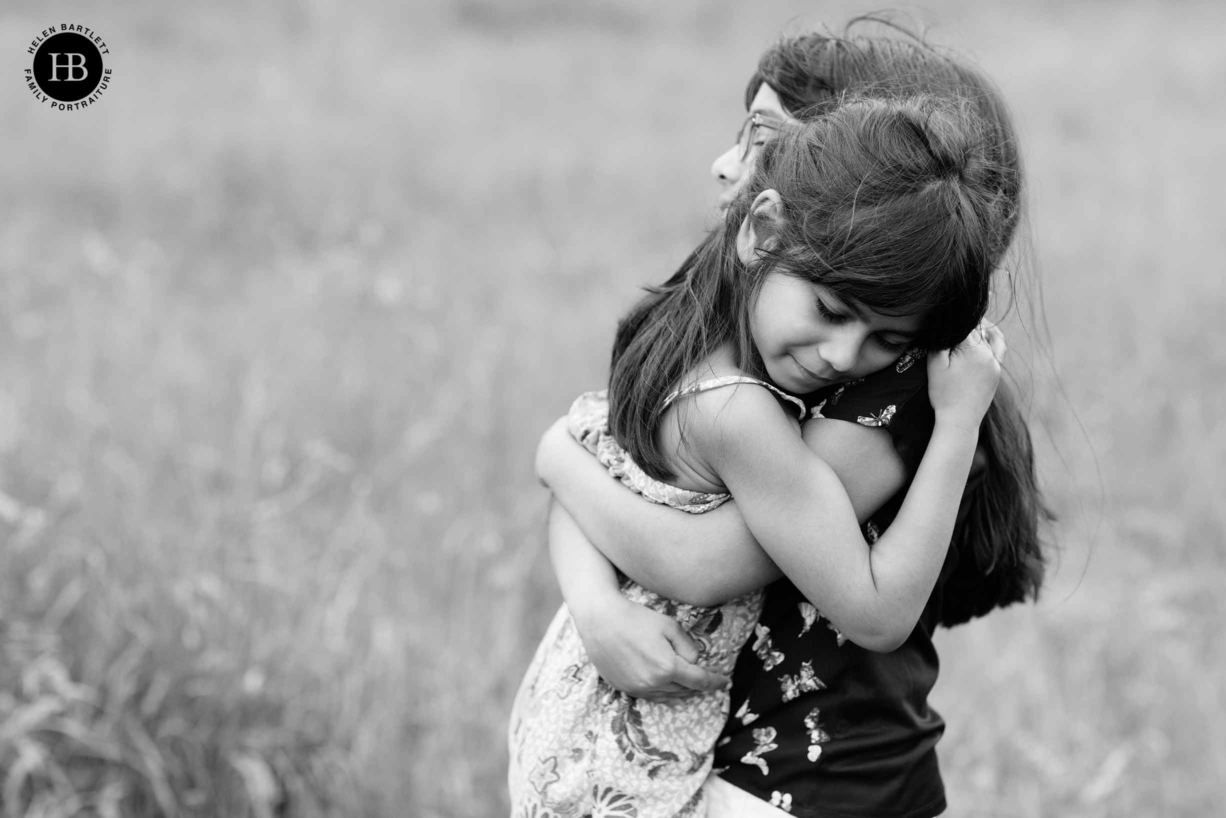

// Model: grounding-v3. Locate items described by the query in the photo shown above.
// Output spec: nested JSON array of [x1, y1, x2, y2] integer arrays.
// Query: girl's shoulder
[[666, 345, 807, 423], [666, 372, 807, 462], [658, 362, 809, 489], [665, 374, 807, 422]]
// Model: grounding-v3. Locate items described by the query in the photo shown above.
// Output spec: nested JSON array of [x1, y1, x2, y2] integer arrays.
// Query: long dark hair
[[609, 95, 1014, 486], [748, 19, 1051, 625]]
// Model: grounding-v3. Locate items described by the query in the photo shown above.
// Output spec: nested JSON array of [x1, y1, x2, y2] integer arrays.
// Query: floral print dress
[[509, 380, 806, 818]]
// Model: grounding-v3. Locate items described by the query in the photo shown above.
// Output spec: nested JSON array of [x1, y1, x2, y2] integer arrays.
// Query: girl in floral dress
[[508, 94, 1014, 818]]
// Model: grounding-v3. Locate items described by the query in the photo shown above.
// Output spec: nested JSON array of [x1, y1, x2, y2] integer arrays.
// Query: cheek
[[747, 299, 766, 348], [770, 300, 821, 346], [726, 148, 766, 193], [750, 304, 799, 355], [726, 166, 751, 198], [857, 348, 900, 378], [751, 294, 791, 351]]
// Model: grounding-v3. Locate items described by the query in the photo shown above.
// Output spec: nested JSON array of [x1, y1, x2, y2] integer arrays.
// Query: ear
[[736, 189, 785, 265]]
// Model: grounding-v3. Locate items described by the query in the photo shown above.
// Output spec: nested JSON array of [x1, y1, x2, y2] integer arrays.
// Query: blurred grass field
[[1, 0, 1225, 815]]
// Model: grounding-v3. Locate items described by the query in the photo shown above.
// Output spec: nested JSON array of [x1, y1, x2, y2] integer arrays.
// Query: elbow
[[534, 416, 572, 488], [631, 545, 742, 608], [838, 617, 916, 653], [672, 555, 772, 607], [800, 590, 918, 652], [680, 585, 735, 609], [854, 629, 910, 653], [644, 562, 738, 607], [652, 575, 729, 608]]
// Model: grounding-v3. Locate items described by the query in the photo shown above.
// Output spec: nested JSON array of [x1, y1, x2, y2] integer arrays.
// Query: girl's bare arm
[[544, 326, 1002, 652], [682, 329, 1000, 650], [537, 414, 905, 606], [538, 415, 905, 698], [545, 498, 730, 696], [692, 384, 977, 651]]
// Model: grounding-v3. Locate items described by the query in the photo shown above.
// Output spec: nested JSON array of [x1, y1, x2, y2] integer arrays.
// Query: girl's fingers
[[669, 659, 730, 693], [958, 321, 1003, 357], [663, 623, 701, 665], [636, 683, 691, 702], [954, 321, 989, 354], [984, 324, 1007, 362]]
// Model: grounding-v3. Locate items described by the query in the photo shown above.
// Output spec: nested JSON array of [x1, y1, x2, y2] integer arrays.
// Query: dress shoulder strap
[[663, 374, 806, 420]]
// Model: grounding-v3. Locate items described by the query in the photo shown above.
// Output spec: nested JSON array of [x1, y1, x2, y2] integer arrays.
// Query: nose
[[819, 328, 865, 375], [710, 144, 742, 186]]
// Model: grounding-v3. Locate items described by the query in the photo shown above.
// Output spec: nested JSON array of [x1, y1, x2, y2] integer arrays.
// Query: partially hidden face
[[710, 83, 797, 214], [750, 273, 924, 394], [723, 86, 924, 390]]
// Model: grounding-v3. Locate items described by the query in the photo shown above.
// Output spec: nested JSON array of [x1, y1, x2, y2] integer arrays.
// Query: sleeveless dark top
[[712, 347, 958, 818]]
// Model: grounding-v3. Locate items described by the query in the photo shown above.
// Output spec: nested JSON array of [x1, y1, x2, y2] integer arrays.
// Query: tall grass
[[1, 0, 1224, 815]]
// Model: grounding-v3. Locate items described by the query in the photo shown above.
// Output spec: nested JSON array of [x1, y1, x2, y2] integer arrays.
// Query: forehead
[[748, 83, 798, 123]]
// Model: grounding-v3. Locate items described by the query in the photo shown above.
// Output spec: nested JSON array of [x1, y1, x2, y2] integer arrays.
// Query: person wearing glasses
[[530, 19, 1049, 818]]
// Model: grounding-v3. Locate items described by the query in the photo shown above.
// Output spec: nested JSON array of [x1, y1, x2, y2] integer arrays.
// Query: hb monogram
[[26, 27, 112, 108], [48, 53, 89, 81]]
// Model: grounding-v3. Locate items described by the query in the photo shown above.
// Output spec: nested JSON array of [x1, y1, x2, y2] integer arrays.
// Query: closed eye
[[876, 335, 912, 352], [814, 299, 850, 323]]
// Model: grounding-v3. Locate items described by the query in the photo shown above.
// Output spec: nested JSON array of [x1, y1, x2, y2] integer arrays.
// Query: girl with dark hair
[[531, 21, 1050, 818], [509, 94, 1011, 818]]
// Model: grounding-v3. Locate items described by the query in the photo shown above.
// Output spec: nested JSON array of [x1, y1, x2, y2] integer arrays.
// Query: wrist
[[929, 417, 983, 468], [568, 583, 626, 631], [933, 412, 986, 440]]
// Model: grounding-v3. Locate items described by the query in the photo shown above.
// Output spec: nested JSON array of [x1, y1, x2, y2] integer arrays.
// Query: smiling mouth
[[790, 355, 831, 385]]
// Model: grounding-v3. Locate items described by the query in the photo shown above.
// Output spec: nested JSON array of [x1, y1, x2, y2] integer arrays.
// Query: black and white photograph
[[2, 1, 1223, 816]]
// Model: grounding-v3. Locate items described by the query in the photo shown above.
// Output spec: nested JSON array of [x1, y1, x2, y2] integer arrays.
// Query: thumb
[[662, 621, 701, 665], [670, 659, 731, 693]]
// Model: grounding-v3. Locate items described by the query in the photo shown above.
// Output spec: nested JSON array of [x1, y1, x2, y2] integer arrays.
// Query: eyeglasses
[[735, 112, 789, 161]]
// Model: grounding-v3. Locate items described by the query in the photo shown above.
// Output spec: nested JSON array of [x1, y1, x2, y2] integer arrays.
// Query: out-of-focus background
[[1, 0, 1224, 815]]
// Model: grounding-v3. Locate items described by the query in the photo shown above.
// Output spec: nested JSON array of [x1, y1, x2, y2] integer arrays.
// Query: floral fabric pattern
[[508, 392, 763, 818]]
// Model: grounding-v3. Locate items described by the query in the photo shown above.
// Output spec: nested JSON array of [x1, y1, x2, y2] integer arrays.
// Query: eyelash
[[814, 299, 849, 323], [816, 299, 909, 352]]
